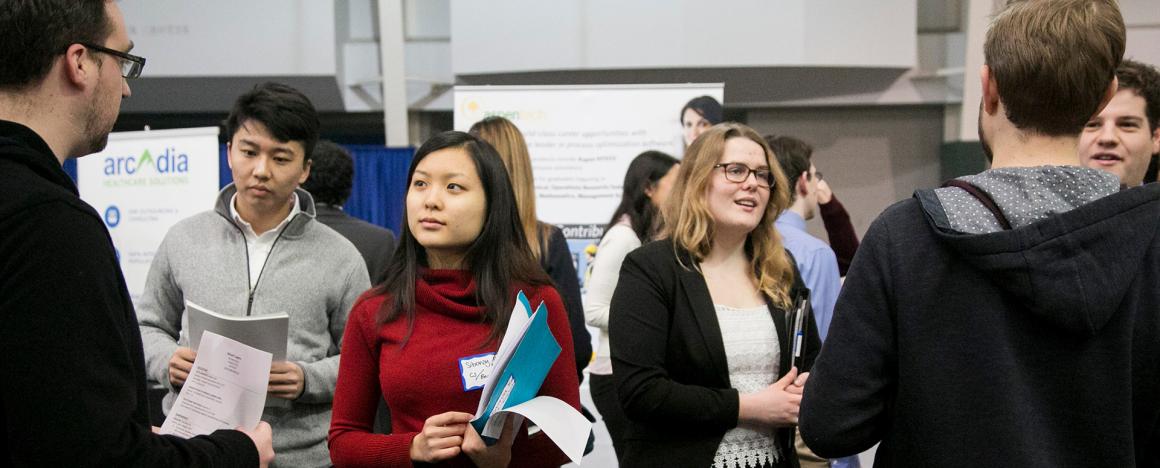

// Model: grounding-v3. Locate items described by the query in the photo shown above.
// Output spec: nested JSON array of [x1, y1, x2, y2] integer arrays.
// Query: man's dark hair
[[224, 82, 321, 164], [300, 140, 354, 206], [765, 135, 813, 201], [984, 0, 1125, 136], [0, 0, 112, 90], [1116, 59, 1160, 132]]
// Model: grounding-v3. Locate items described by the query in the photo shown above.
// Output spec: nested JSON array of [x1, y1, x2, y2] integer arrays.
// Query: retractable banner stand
[[453, 84, 725, 286], [78, 127, 221, 303]]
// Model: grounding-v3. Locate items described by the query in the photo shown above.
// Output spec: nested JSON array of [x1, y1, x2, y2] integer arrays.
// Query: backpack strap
[[942, 179, 1012, 231]]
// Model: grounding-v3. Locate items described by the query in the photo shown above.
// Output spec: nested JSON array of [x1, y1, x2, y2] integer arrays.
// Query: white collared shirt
[[229, 193, 301, 290]]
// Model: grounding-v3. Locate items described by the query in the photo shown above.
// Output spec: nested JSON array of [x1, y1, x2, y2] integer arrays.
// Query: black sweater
[[538, 224, 592, 380], [800, 184, 1160, 467], [0, 120, 258, 467]]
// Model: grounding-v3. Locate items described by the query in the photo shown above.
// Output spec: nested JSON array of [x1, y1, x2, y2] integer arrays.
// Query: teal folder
[[471, 296, 561, 443]]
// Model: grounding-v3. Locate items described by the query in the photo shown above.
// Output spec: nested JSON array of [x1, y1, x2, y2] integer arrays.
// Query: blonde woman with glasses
[[609, 123, 820, 468]]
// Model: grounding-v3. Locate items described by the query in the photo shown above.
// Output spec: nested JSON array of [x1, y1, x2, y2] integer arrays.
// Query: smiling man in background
[[1078, 59, 1160, 187]]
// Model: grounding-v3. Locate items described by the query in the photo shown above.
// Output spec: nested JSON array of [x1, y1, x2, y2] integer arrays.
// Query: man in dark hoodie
[[800, 1, 1160, 466]]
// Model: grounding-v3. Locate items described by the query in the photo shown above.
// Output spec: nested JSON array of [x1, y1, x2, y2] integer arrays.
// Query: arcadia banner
[[78, 127, 221, 303]]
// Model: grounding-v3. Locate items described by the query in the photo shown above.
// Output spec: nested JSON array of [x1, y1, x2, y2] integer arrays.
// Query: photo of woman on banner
[[609, 123, 820, 468], [328, 131, 581, 467], [681, 95, 724, 148]]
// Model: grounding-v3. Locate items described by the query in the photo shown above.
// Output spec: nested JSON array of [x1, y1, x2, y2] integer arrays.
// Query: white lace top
[[712, 304, 782, 468]]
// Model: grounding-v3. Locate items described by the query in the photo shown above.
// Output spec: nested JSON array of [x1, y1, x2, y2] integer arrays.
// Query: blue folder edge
[[471, 299, 561, 443]]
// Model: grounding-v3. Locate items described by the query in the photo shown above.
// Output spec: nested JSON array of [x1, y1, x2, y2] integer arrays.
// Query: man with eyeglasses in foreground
[[0, 1, 273, 466]]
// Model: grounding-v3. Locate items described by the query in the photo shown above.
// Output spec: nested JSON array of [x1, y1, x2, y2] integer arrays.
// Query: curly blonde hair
[[662, 123, 796, 308]]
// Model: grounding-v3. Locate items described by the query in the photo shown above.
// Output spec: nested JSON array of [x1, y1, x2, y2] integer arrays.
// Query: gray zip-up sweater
[[138, 184, 370, 468]]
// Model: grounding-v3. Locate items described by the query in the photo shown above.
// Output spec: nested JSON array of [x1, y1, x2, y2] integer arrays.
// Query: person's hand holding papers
[[238, 421, 276, 468], [168, 346, 197, 388], [785, 370, 811, 396], [409, 411, 473, 463], [268, 361, 305, 399], [463, 414, 517, 468], [738, 367, 803, 427]]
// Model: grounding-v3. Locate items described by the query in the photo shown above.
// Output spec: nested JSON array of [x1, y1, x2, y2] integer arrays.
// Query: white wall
[[1122, 0, 1160, 66], [452, 0, 917, 74], [119, 0, 336, 77]]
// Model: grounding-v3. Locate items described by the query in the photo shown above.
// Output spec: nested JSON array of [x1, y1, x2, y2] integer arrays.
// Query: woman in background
[[469, 116, 592, 380], [328, 131, 580, 467], [584, 150, 680, 461], [681, 95, 724, 148], [610, 123, 820, 468]]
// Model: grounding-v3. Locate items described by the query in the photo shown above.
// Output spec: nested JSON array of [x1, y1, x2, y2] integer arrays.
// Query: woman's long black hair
[[604, 150, 680, 241], [375, 131, 551, 346]]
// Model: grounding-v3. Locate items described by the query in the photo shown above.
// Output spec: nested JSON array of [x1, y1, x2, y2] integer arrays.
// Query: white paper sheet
[[159, 331, 272, 438], [492, 396, 592, 465]]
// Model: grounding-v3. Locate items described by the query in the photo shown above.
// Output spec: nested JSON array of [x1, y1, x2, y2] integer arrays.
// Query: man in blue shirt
[[767, 135, 858, 468], [767, 135, 841, 343]]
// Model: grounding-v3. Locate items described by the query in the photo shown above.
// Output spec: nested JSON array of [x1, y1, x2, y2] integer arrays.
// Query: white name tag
[[458, 352, 496, 391]]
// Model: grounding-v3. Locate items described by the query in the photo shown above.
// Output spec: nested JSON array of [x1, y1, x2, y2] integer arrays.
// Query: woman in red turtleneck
[[328, 131, 580, 468]]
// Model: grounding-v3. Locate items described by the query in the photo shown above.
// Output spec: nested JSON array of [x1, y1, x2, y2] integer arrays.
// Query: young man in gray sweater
[[138, 82, 370, 467]]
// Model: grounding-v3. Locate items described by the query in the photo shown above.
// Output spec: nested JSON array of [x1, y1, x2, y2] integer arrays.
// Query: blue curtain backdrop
[[62, 144, 413, 233], [336, 144, 413, 234]]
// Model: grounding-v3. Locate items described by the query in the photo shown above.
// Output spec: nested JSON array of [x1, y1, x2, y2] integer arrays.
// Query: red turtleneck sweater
[[328, 269, 580, 467]]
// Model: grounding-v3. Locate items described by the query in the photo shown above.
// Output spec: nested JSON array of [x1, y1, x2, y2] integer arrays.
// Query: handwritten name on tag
[[459, 352, 496, 391]]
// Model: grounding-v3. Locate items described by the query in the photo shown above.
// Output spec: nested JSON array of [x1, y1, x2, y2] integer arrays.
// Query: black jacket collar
[[0, 119, 77, 196]]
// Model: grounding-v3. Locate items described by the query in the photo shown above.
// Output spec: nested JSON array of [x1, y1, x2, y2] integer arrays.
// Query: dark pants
[[589, 373, 628, 462]]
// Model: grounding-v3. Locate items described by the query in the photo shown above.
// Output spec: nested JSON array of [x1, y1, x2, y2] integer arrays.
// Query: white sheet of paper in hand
[[489, 396, 592, 465], [159, 331, 272, 438]]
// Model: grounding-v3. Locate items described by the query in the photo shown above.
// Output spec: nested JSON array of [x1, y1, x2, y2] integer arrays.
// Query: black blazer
[[609, 238, 821, 468], [537, 223, 593, 380]]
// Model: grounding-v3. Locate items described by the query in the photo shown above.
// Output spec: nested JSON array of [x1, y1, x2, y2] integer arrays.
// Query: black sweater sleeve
[[798, 213, 896, 459], [542, 226, 592, 379], [0, 202, 258, 467]]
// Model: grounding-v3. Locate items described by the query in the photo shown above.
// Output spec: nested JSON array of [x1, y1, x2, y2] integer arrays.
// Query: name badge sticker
[[458, 352, 496, 392]]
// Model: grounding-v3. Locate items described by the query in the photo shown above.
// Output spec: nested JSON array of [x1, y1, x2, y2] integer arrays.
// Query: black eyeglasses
[[79, 42, 146, 79], [714, 163, 775, 187]]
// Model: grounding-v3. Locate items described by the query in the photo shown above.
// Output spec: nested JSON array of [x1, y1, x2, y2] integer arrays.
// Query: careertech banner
[[78, 127, 220, 303]]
